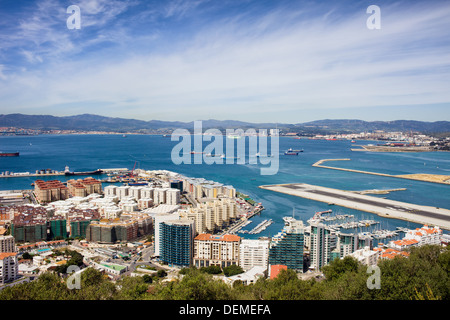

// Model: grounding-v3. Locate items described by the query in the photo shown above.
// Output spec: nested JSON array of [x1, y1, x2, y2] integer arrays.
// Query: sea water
[[1, 134, 449, 239]]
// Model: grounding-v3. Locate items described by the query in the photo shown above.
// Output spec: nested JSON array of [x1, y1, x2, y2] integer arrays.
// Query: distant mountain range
[[0, 113, 449, 134]]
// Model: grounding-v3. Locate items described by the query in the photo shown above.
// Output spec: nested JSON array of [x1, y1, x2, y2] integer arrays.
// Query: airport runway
[[259, 183, 450, 230]]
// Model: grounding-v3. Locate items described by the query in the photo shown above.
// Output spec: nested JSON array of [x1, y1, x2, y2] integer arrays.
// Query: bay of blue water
[[1, 134, 449, 239]]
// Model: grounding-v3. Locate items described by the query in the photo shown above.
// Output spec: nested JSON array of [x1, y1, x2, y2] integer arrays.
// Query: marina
[[239, 219, 273, 234]]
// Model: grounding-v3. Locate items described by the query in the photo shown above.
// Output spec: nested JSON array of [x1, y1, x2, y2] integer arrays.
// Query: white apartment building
[[0, 252, 18, 284], [239, 239, 270, 271], [179, 199, 237, 234], [403, 225, 442, 246], [349, 246, 379, 266], [140, 187, 154, 200], [128, 186, 143, 200], [178, 208, 207, 235], [389, 238, 419, 251], [0, 236, 15, 253], [116, 186, 129, 200], [104, 185, 117, 197], [138, 198, 154, 210], [166, 188, 181, 205], [153, 188, 167, 205]]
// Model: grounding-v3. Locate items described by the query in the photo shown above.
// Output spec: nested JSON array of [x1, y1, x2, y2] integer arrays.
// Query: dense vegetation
[[1, 245, 449, 300]]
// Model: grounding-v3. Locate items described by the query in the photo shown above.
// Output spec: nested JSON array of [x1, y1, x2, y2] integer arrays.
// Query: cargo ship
[[0, 152, 19, 157], [64, 166, 103, 176]]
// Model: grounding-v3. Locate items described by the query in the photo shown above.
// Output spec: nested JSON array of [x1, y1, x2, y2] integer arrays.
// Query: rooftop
[[195, 233, 240, 242]]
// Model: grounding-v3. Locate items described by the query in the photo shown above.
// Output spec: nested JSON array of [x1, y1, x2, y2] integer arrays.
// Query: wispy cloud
[[0, 0, 449, 122]]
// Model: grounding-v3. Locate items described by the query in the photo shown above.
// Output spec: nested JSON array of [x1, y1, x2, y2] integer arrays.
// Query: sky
[[0, 0, 449, 123]]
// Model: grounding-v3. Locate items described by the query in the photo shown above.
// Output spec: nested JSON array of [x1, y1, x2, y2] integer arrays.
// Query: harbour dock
[[246, 219, 273, 234], [0, 168, 129, 178], [259, 183, 450, 230]]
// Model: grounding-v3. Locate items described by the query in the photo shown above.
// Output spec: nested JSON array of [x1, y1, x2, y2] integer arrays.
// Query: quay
[[312, 159, 450, 185], [259, 183, 450, 231], [0, 168, 129, 179]]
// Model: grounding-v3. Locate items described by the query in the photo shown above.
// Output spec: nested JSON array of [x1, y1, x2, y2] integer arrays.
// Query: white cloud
[[0, 1, 449, 122]]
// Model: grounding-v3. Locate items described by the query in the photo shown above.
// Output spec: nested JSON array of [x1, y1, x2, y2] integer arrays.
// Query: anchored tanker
[[64, 165, 103, 176], [0, 152, 19, 157]]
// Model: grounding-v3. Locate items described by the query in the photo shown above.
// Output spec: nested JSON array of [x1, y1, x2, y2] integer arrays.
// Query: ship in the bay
[[0, 152, 19, 157], [284, 148, 302, 155], [64, 165, 103, 176]]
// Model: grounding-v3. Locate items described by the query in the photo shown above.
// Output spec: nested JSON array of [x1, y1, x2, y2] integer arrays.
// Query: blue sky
[[0, 0, 449, 123]]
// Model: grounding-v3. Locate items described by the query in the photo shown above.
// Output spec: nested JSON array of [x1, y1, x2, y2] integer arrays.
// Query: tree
[[200, 265, 222, 274], [142, 274, 153, 283], [22, 252, 32, 260], [322, 256, 360, 282], [157, 269, 167, 278], [223, 264, 244, 277]]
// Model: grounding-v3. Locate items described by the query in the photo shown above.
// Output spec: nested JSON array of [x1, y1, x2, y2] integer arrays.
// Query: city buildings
[[0, 235, 19, 285], [403, 225, 442, 246], [159, 219, 195, 267], [67, 177, 102, 197], [268, 217, 305, 272], [0, 235, 16, 253], [153, 212, 180, 257], [193, 234, 240, 268], [34, 180, 69, 203], [0, 252, 18, 285], [308, 222, 336, 271], [85, 217, 151, 243], [178, 198, 237, 234], [349, 246, 380, 266], [239, 238, 270, 271]]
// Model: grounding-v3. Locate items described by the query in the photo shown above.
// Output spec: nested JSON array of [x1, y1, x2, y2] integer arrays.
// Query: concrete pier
[[259, 183, 450, 230]]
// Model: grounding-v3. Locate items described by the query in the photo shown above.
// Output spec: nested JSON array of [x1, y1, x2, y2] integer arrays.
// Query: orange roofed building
[[34, 180, 69, 203], [374, 247, 410, 260], [269, 264, 287, 279], [404, 225, 442, 246], [193, 233, 240, 268]]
